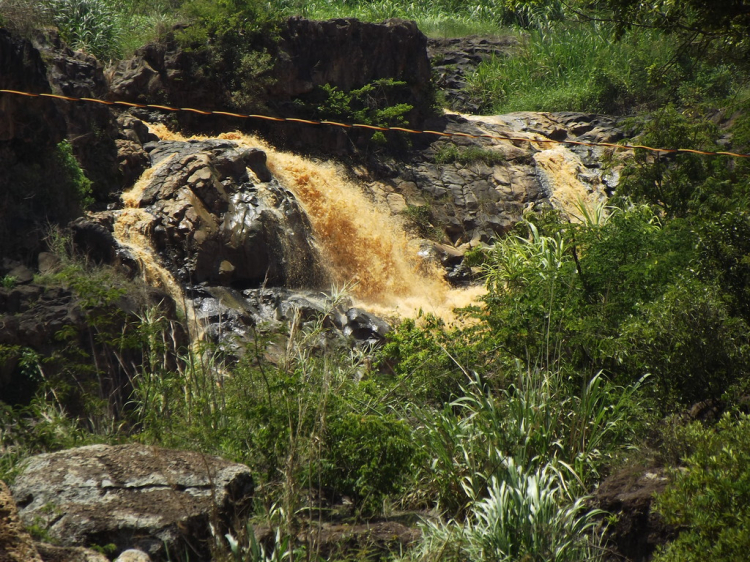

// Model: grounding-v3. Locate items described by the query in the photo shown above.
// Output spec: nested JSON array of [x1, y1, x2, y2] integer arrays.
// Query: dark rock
[[11, 444, 254, 561], [343, 308, 391, 344], [594, 466, 676, 562], [118, 139, 328, 289], [6, 265, 34, 284], [37, 252, 62, 276], [70, 216, 118, 264], [108, 18, 433, 151], [374, 112, 623, 246]]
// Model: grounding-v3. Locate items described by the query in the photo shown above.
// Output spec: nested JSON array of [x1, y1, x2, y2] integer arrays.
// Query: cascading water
[[142, 125, 483, 323], [220, 131, 484, 321], [113, 159, 187, 308]]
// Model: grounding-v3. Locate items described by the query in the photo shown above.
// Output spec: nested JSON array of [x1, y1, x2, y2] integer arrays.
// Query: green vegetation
[[299, 78, 414, 129], [3, 1, 750, 560], [653, 414, 750, 562], [434, 144, 505, 165]]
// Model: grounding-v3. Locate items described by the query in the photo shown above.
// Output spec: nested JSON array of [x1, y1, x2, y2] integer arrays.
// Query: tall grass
[[404, 458, 606, 562], [273, 0, 510, 37], [467, 22, 679, 114], [411, 366, 643, 516]]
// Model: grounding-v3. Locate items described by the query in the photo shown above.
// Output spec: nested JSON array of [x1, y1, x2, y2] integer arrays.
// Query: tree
[[580, 0, 750, 63]]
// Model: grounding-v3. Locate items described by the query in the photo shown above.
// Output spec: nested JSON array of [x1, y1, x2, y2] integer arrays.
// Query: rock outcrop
[[11, 444, 254, 561], [594, 466, 676, 562], [428, 35, 518, 113], [0, 480, 43, 562], [107, 17, 432, 150], [0, 28, 119, 259], [364, 111, 623, 246], [192, 286, 390, 353], [116, 139, 326, 289]]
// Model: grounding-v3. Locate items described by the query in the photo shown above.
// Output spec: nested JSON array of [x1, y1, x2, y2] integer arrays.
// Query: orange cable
[[2, 88, 749, 158]]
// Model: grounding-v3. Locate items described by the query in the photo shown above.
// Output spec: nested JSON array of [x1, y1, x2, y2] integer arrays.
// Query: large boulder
[[114, 139, 327, 289], [11, 444, 254, 561]]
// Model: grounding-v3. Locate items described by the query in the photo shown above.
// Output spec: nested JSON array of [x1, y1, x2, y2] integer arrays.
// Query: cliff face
[[0, 28, 118, 261]]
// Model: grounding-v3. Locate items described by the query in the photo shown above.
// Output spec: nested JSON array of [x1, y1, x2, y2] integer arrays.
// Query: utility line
[[2, 88, 749, 159]]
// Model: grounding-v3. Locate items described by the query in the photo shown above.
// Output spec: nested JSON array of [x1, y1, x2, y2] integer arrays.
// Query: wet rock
[[0, 480, 43, 562], [11, 444, 254, 561], [119, 139, 328, 289], [378, 112, 623, 246], [342, 308, 390, 344], [190, 285, 391, 352], [594, 466, 676, 562]]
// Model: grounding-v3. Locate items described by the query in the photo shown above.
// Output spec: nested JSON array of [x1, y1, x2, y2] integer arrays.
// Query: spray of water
[[146, 125, 484, 323]]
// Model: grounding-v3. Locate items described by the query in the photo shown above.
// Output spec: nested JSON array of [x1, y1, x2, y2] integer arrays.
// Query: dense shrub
[[653, 414, 750, 562]]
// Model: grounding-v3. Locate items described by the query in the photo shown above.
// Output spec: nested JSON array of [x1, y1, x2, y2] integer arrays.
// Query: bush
[[321, 411, 416, 516], [616, 279, 750, 407], [653, 414, 750, 562]]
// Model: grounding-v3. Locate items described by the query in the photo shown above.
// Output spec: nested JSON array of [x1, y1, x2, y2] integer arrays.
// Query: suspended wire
[[2, 88, 748, 158]]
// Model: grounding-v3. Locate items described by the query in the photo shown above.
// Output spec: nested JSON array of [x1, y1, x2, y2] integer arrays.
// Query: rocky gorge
[[0, 14, 679, 562]]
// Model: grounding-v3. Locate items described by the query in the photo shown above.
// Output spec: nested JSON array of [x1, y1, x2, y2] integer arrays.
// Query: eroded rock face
[[107, 17, 432, 144], [0, 480, 43, 562], [0, 28, 119, 259], [273, 18, 431, 119], [366, 111, 624, 245], [122, 139, 327, 289], [11, 444, 254, 561]]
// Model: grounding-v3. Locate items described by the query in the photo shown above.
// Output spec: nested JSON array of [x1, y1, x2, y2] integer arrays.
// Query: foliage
[[617, 107, 727, 217], [55, 140, 94, 210], [585, 0, 750, 65], [412, 368, 642, 515], [41, 0, 120, 60], [178, 0, 274, 41], [399, 205, 445, 241], [433, 144, 505, 165], [616, 279, 750, 406], [294, 78, 415, 138], [407, 458, 605, 562], [321, 411, 415, 515], [467, 22, 696, 114], [377, 315, 476, 406], [653, 414, 750, 562], [129, 297, 418, 523]]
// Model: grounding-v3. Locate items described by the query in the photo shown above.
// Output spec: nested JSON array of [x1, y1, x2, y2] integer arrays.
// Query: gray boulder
[[11, 444, 254, 561]]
